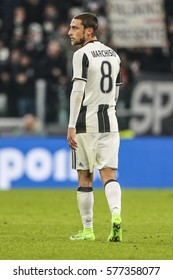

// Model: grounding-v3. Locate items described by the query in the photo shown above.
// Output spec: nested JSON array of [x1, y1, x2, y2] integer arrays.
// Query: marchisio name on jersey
[[91, 49, 116, 57]]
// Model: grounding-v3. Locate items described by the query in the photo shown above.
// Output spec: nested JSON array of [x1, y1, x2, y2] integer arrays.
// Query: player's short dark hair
[[73, 12, 98, 32]]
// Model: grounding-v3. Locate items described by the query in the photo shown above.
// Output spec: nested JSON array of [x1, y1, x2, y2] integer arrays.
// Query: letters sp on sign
[[130, 81, 173, 135]]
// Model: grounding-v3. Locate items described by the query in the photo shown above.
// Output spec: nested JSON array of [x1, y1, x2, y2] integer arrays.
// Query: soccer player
[[67, 12, 122, 242]]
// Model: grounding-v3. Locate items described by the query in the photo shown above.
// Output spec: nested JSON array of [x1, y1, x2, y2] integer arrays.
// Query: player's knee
[[99, 168, 117, 185], [78, 170, 93, 187]]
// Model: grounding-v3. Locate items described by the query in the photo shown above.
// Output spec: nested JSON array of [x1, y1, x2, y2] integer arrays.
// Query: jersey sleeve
[[68, 79, 86, 128], [116, 54, 122, 86], [72, 50, 89, 82], [116, 68, 123, 86]]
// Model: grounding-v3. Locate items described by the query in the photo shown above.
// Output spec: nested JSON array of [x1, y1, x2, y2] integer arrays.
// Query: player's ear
[[85, 27, 94, 36]]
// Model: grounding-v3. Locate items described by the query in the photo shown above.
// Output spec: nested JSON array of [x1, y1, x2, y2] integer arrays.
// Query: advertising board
[[0, 137, 172, 189]]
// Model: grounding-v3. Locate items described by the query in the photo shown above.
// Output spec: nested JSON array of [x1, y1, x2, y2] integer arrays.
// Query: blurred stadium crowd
[[0, 0, 173, 132]]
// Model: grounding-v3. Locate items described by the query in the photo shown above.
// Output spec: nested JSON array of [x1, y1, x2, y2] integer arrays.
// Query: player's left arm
[[67, 79, 86, 150], [68, 79, 86, 128], [68, 50, 89, 149]]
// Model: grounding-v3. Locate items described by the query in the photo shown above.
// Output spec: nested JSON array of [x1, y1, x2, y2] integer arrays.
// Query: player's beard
[[77, 37, 85, 46], [73, 32, 85, 46]]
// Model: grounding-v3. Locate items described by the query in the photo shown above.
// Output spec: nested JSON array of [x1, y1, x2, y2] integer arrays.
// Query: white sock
[[77, 187, 94, 229], [105, 180, 121, 215]]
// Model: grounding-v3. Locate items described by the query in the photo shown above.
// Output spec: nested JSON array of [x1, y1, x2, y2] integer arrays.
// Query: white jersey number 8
[[100, 61, 113, 94]]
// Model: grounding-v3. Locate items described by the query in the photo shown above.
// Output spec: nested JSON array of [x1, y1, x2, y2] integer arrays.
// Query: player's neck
[[83, 36, 97, 46]]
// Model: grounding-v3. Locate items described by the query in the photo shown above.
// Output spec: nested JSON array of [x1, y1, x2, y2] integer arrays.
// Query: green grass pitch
[[0, 188, 172, 260]]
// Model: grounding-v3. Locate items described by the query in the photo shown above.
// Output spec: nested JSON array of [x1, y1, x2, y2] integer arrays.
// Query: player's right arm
[[115, 56, 122, 102]]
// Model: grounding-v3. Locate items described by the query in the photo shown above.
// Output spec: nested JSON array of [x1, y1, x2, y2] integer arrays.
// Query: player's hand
[[67, 127, 78, 150]]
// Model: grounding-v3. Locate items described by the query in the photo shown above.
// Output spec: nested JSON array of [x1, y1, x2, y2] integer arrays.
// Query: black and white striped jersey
[[72, 40, 122, 133]]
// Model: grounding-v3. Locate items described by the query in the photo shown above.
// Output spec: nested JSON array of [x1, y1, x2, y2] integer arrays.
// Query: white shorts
[[71, 132, 120, 173]]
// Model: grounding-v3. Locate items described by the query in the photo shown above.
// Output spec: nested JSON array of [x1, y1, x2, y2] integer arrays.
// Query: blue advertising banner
[[118, 137, 173, 188], [0, 137, 173, 189]]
